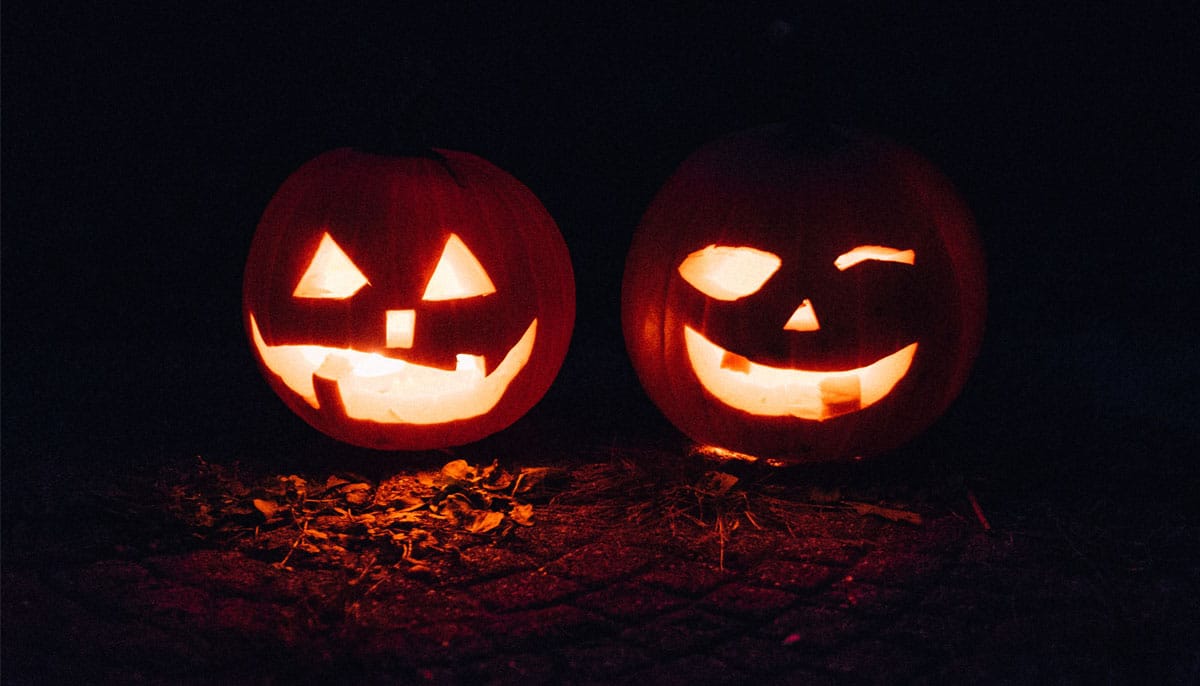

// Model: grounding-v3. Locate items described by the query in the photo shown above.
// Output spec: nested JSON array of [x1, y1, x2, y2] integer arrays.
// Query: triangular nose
[[783, 299, 820, 332]]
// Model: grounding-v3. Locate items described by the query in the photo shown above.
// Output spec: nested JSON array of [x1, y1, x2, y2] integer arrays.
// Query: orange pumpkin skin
[[244, 148, 574, 450], [622, 125, 986, 463]]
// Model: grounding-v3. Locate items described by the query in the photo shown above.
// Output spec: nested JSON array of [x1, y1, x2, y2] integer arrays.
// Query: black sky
[[3, 3, 1196, 464]]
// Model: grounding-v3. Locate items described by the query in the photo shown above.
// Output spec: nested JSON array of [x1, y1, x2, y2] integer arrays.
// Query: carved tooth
[[818, 374, 862, 412], [456, 354, 486, 377], [315, 353, 353, 380], [720, 350, 751, 373]]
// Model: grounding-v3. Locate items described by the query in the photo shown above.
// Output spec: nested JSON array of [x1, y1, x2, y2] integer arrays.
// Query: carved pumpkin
[[244, 148, 574, 450], [622, 124, 986, 463]]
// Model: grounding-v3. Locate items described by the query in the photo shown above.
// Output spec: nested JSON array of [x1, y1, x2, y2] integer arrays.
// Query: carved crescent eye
[[293, 232, 370, 299], [834, 245, 915, 271], [678, 244, 782, 301], [422, 234, 497, 301]]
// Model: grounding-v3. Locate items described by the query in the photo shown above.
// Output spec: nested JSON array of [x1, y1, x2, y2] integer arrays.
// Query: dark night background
[[3, 3, 1197, 478], [3, 4, 1200, 682]]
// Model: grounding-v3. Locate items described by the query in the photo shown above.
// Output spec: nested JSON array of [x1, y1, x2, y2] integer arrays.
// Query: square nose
[[386, 309, 415, 348]]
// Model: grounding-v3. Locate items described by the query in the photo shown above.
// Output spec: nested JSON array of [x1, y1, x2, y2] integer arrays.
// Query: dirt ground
[[4, 427, 1197, 685]]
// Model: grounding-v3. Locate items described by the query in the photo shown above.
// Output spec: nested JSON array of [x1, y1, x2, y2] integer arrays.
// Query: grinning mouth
[[249, 314, 536, 424], [683, 326, 916, 421]]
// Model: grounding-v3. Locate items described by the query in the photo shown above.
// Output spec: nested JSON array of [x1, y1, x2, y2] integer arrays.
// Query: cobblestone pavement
[[3, 452, 1198, 685]]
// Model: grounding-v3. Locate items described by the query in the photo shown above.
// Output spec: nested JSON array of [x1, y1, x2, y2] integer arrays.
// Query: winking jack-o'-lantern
[[622, 124, 986, 463], [244, 148, 574, 450]]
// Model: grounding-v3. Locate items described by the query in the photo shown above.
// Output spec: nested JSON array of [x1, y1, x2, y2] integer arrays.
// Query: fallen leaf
[[393, 495, 425, 512], [697, 471, 739, 497], [343, 483, 373, 506], [511, 467, 568, 494], [510, 503, 534, 526], [280, 475, 308, 499], [441, 460, 475, 483], [252, 498, 280, 519], [465, 511, 504, 534]]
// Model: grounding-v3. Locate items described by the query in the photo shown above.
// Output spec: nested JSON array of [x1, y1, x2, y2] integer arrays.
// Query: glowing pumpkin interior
[[250, 232, 536, 425], [678, 243, 917, 421]]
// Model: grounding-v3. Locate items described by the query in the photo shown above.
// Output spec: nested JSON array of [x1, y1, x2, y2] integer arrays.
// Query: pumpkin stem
[[758, 15, 853, 153], [351, 143, 468, 188]]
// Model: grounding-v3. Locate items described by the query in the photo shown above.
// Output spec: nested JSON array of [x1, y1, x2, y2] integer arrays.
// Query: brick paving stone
[[365, 619, 495, 663], [148, 550, 354, 609], [572, 580, 690, 621], [487, 604, 609, 642], [470, 652, 560, 686], [711, 634, 819, 677], [721, 529, 789, 568], [456, 543, 539, 579], [511, 507, 610, 558], [146, 550, 282, 597], [620, 608, 744, 656], [59, 558, 154, 596], [212, 595, 284, 636], [827, 579, 913, 616], [130, 582, 213, 625], [764, 604, 876, 649], [749, 558, 840, 593], [916, 584, 1009, 619], [469, 568, 582, 612], [541, 537, 657, 584], [846, 548, 945, 586], [700, 582, 800, 621], [771, 534, 871, 566], [824, 637, 928, 683], [911, 515, 971, 552], [5, 454, 1197, 685], [879, 607, 976, 659], [631, 654, 746, 686], [485, 604, 614, 651], [958, 530, 1043, 567], [347, 576, 486, 630], [3, 570, 175, 680], [637, 556, 729, 596], [558, 640, 655, 681]]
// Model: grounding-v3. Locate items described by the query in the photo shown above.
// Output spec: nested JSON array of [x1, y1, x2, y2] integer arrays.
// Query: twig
[[276, 518, 309, 569], [743, 509, 762, 530], [348, 553, 378, 586], [717, 515, 726, 571], [966, 489, 992, 532], [845, 501, 923, 525]]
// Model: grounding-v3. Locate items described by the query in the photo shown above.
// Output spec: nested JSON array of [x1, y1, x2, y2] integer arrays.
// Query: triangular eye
[[422, 234, 497, 301], [293, 232, 370, 299], [678, 244, 782, 301]]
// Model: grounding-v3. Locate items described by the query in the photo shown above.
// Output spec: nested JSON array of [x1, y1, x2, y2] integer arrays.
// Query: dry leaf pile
[[161, 457, 565, 573], [564, 451, 930, 570], [154, 450, 939, 575]]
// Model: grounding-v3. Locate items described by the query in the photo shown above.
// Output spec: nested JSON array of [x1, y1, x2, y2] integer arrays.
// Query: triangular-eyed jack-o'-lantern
[[244, 148, 575, 450], [622, 124, 986, 463]]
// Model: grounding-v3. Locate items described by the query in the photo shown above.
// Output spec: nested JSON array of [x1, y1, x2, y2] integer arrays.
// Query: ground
[[3, 433, 1197, 685]]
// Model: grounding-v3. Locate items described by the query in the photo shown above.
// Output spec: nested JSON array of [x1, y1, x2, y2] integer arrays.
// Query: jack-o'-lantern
[[622, 124, 986, 463], [244, 148, 574, 450]]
